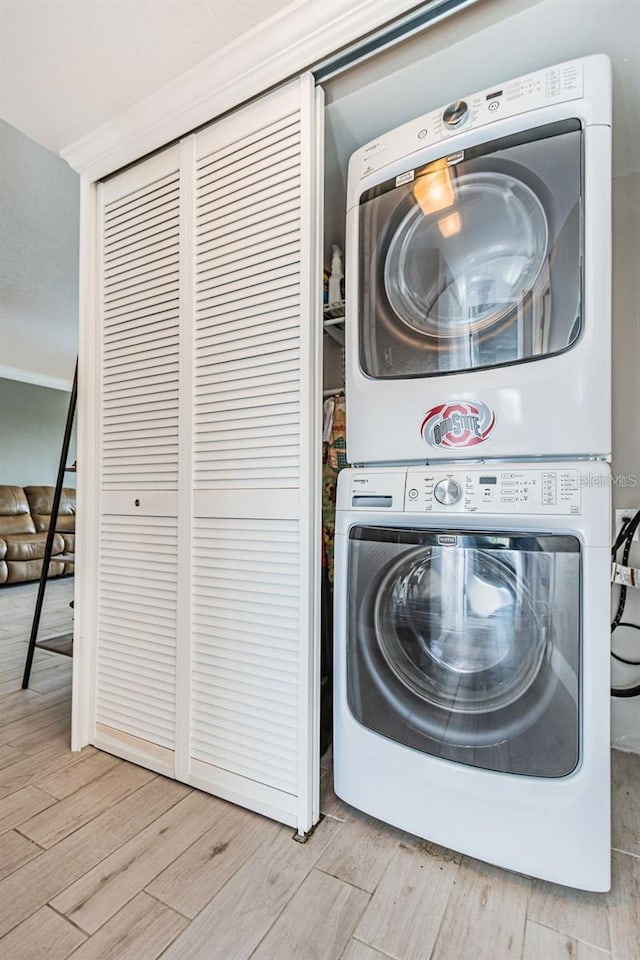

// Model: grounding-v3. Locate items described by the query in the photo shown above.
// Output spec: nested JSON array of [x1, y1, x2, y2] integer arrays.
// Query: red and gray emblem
[[421, 400, 496, 449]]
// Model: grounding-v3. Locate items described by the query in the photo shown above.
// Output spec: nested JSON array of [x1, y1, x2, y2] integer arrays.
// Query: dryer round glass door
[[383, 172, 548, 341], [346, 526, 581, 778], [358, 121, 582, 378]]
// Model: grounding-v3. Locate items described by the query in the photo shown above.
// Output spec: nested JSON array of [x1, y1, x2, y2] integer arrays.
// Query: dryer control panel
[[354, 57, 591, 185], [404, 468, 582, 515]]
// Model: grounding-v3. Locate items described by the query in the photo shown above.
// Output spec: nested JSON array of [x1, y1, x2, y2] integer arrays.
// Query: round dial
[[443, 100, 468, 127], [434, 478, 462, 505]]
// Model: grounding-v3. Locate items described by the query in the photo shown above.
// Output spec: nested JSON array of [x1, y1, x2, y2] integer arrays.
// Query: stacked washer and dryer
[[333, 55, 613, 891]]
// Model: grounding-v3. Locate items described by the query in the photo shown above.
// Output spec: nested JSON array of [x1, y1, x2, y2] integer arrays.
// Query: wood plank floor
[[1, 579, 638, 959]]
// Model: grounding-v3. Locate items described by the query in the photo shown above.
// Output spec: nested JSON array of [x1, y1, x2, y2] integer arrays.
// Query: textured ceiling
[[0, 0, 297, 154]]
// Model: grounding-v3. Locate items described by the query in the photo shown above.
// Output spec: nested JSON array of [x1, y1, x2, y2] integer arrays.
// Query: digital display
[[480, 476, 497, 485], [486, 90, 503, 100]]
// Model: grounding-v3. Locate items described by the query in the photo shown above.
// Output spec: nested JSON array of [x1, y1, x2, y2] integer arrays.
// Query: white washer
[[333, 462, 611, 890], [345, 55, 611, 464]]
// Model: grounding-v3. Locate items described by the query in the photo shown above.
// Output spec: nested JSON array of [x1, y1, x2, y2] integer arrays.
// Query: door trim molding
[[71, 177, 100, 751]]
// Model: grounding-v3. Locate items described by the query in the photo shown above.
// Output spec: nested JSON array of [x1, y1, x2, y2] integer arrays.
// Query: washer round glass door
[[345, 526, 581, 777], [384, 172, 549, 340], [374, 546, 546, 714]]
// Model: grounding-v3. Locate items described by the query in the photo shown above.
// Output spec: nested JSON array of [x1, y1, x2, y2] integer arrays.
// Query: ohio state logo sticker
[[421, 400, 496, 449]]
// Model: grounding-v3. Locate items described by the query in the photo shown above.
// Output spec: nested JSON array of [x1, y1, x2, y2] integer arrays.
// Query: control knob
[[443, 100, 469, 127], [434, 478, 462, 505]]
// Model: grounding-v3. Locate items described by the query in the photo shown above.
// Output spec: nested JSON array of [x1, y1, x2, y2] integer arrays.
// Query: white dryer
[[333, 462, 611, 890], [345, 55, 611, 464]]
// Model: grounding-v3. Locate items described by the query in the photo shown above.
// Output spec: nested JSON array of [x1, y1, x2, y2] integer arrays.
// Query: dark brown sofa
[[0, 485, 75, 585]]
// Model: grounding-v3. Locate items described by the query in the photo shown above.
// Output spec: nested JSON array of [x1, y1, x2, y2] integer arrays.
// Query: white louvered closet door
[[189, 76, 322, 832], [95, 147, 182, 776]]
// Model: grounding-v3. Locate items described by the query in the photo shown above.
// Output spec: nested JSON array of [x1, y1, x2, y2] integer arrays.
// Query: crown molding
[[0, 364, 73, 391], [60, 0, 430, 181]]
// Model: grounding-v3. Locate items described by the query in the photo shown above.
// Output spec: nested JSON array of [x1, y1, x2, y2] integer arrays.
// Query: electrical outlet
[[615, 510, 639, 543]]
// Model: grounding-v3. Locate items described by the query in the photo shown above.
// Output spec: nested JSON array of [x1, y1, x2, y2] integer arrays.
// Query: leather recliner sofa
[[0, 485, 75, 585]]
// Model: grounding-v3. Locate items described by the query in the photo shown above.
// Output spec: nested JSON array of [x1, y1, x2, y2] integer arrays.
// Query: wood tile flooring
[[1, 579, 638, 959]]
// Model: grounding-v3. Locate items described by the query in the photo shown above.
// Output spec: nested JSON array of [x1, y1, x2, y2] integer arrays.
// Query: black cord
[[611, 680, 640, 697], [611, 510, 640, 697], [611, 622, 640, 665], [611, 511, 639, 630]]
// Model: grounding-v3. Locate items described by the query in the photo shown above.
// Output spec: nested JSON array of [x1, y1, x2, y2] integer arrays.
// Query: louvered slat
[[187, 77, 319, 831], [102, 158, 180, 490], [196, 112, 299, 179], [96, 515, 177, 750], [95, 151, 181, 774], [194, 116, 300, 480], [191, 516, 300, 794]]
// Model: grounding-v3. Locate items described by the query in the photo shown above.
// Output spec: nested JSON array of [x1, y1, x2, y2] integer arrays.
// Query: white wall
[[324, 0, 640, 748], [0, 120, 79, 385], [610, 173, 640, 750], [0, 378, 76, 488]]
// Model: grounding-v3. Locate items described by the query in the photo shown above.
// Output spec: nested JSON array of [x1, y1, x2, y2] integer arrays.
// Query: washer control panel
[[404, 469, 581, 515]]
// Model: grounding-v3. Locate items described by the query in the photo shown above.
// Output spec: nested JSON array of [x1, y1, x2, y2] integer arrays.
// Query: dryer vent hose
[[611, 509, 640, 698]]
